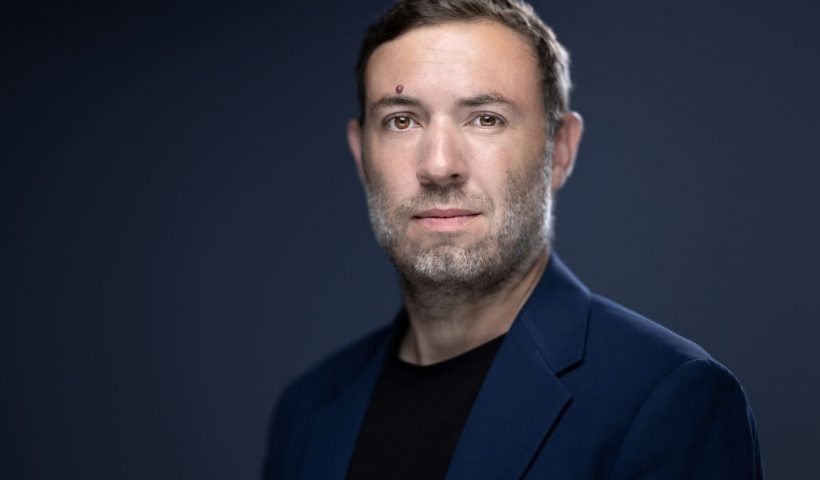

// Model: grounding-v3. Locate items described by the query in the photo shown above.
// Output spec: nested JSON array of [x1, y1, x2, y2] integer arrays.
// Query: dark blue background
[[3, 0, 818, 478]]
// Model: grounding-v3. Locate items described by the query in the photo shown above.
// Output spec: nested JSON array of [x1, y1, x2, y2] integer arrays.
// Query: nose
[[416, 119, 469, 188]]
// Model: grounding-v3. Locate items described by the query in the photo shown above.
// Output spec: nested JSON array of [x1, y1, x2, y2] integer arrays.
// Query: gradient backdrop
[[3, 0, 819, 478]]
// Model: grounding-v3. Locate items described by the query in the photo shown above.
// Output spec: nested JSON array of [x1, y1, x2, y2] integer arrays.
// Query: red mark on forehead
[[395, 84, 404, 94]]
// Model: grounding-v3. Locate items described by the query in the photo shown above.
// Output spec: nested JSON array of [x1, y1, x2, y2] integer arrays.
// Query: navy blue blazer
[[264, 255, 763, 479]]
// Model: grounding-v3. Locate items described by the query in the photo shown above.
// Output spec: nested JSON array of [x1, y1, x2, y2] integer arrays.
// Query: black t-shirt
[[346, 324, 506, 480]]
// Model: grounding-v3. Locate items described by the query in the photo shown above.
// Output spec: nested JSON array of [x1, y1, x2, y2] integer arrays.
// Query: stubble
[[363, 144, 554, 304]]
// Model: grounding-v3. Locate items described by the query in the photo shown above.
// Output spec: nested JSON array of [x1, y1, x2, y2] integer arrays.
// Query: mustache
[[394, 187, 493, 218]]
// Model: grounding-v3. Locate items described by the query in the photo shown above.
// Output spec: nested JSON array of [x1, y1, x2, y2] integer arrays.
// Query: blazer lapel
[[299, 322, 397, 480], [445, 254, 591, 480]]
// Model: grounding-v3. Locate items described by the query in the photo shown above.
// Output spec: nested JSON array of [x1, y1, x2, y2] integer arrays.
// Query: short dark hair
[[355, 0, 572, 136]]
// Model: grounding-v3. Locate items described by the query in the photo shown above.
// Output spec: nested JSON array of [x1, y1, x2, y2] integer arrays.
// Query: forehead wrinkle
[[417, 45, 470, 63]]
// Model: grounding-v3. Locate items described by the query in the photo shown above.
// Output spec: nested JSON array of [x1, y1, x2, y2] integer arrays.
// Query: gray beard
[[364, 145, 554, 304]]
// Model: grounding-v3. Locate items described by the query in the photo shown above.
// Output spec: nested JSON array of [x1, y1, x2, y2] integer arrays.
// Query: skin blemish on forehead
[[395, 84, 404, 94]]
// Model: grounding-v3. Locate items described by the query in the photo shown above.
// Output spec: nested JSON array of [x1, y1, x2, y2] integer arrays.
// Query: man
[[264, 0, 763, 478]]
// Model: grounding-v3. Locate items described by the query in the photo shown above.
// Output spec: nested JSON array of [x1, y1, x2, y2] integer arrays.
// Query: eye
[[385, 115, 418, 131], [472, 114, 504, 128]]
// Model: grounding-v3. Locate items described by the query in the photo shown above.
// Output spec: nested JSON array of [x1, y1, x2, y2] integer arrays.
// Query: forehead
[[365, 20, 541, 106]]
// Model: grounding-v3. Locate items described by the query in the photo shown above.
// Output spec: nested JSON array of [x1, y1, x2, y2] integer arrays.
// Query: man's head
[[347, 0, 582, 295]]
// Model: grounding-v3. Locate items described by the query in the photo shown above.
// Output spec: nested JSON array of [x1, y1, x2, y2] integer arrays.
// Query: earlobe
[[551, 111, 583, 191], [347, 119, 366, 183]]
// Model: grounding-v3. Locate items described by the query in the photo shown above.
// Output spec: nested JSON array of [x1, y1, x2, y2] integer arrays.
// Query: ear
[[550, 111, 583, 191], [347, 118, 366, 184]]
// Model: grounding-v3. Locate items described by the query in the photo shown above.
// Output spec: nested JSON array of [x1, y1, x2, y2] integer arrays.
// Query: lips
[[412, 208, 481, 230]]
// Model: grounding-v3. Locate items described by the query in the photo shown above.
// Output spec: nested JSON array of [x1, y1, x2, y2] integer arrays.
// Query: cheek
[[466, 144, 515, 205], [475, 158, 546, 223], [362, 163, 409, 220], [366, 164, 418, 207], [364, 144, 420, 199]]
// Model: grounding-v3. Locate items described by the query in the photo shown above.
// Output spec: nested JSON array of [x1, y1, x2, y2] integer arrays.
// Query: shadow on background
[[2, 0, 818, 478]]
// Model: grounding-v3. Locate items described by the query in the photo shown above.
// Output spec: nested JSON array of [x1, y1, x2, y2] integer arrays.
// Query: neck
[[398, 246, 550, 366]]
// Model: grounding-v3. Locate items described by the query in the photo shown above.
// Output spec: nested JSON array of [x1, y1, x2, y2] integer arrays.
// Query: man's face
[[349, 21, 558, 290]]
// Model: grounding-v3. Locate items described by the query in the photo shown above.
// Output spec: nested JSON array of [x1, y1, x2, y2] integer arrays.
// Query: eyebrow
[[457, 93, 522, 113], [369, 95, 423, 116]]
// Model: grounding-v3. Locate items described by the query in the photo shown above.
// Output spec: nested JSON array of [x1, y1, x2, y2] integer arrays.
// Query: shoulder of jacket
[[588, 293, 713, 364]]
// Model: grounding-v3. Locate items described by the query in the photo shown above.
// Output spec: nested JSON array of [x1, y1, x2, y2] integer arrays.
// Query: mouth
[[412, 208, 481, 231]]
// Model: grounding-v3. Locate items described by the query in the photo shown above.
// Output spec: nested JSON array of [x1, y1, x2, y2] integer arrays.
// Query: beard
[[363, 144, 554, 297]]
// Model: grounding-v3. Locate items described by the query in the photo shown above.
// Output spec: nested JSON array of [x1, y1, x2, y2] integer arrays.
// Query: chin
[[411, 245, 492, 282]]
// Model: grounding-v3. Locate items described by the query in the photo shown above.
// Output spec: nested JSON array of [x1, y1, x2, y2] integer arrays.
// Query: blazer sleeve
[[609, 358, 764, 479]]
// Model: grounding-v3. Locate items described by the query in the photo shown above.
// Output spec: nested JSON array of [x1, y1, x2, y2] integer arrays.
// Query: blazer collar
[[517, 253, 591, 375], [301, 253, 591, 480]]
